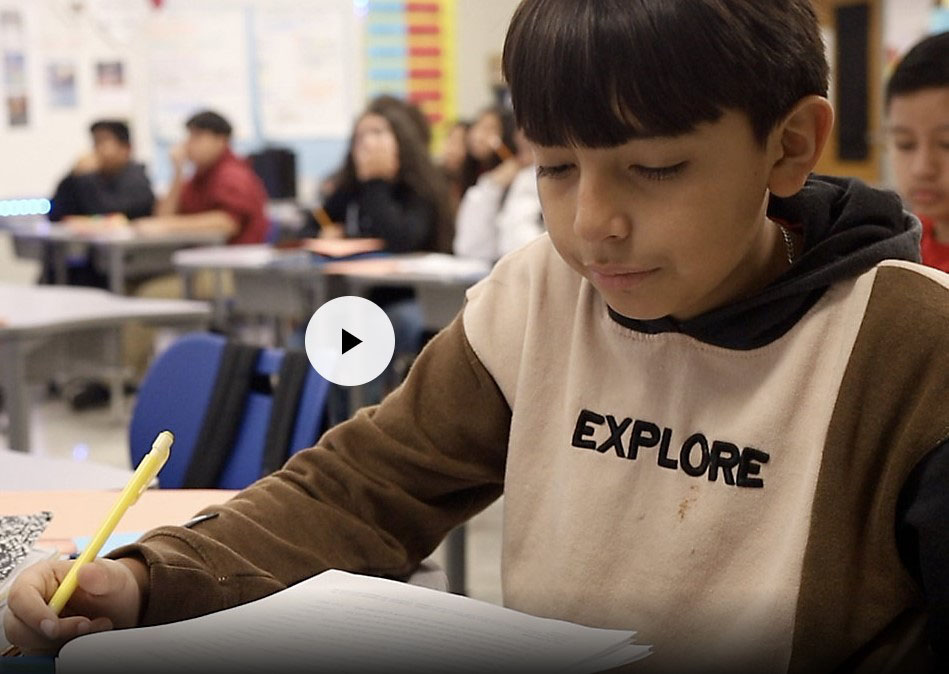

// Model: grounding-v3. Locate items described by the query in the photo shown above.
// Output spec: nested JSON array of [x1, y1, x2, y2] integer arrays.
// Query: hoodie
[[108, 176, 948, 673]]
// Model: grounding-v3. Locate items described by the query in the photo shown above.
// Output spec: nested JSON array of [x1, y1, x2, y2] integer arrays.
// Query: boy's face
[[91, 129, 130, 174], [886, 87, 949, 224], [533, 110, 778, 321]]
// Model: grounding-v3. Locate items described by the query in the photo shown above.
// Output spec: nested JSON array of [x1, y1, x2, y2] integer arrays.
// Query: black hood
[[609, 174, 922, 349]]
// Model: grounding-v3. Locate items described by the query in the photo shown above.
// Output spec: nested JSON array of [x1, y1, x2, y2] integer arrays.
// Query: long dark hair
[[330, 98, 454, 252], [458, 105, 517, 195]]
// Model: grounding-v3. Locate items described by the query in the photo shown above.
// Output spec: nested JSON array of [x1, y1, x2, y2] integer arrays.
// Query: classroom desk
[[0, 284, 210, 452], [322, 254, 490, 331], [9, 220, 226, 294], [175, 246, 490, 337], [0, 489, 236, 540], [0, 451, 133, 491]]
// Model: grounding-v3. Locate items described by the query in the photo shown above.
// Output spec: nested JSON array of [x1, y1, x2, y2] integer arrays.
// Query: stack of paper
[[57, 570, 651, 673]]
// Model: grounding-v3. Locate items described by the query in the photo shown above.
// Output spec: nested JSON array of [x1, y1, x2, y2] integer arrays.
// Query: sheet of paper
[[58, 570, 650, 673]]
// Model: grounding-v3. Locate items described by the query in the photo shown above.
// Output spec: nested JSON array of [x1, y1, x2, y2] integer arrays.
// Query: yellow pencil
[[1, 431, 173, 658]]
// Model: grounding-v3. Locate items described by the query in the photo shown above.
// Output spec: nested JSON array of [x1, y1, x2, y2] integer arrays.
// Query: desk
[[322, 254, 490, 331], [175, 247, 489, 337], [0, 284, 210, 452], [0, 490, 235, 539], [0, 451, 133, 491], [10, 221, 226, 294]]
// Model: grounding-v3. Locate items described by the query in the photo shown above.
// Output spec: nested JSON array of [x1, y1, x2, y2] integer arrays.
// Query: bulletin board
[[363, 0, 458, 148]]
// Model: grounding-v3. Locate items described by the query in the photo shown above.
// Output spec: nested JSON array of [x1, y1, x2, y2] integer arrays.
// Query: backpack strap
[[182, 341, 261, 488], [260, 349, 310, 476]]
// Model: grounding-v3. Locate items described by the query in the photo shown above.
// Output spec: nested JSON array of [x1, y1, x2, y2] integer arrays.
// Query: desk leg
[[109, 248, 125, 294], [444, 525, 467, 595], [51, 242, 68, 285], [104, 328, 124, 420], [0, 340, 31, 452]]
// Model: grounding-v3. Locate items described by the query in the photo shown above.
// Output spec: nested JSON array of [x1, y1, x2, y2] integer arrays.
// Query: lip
[[586, 265, 660, 291], [910, 189, 944, 205]]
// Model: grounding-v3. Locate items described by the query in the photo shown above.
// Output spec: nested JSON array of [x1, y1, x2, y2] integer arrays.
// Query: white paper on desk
[[57, 570, 651, 673]]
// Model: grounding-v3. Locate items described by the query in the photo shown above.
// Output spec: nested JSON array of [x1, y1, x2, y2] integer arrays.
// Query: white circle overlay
[[303, 296, 395, 387]]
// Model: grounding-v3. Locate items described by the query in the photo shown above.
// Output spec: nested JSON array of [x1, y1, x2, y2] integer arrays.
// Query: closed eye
[[536, 164, 575, 179], [632, 162, 687, 181]]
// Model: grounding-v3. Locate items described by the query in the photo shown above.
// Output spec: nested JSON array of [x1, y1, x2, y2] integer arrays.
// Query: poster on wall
[[0, 8, 29, 127], [254, 2, 355, 139], [147, 5, 253, 142], [47, 61, 76, 108]]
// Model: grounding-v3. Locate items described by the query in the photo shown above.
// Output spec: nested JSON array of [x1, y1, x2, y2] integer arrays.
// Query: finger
[[6, 574, 60, 638], [3, 612, 55, 653], [76, 559, 129, 598]]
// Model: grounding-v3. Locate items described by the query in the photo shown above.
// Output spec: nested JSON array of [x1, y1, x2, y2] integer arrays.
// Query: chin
[[601, 296, 672, 322]]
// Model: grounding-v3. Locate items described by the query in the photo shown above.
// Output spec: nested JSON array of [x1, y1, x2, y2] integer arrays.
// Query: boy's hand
[[3, 558, 147, 654]]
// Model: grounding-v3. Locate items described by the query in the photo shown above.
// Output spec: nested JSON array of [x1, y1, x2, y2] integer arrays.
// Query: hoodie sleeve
[[108, 312, 511, 626], [896, 437, 949, 666]]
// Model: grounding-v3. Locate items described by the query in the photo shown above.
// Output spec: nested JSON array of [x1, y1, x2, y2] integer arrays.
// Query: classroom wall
[[0, 0, 522, 204], [455, 0, 520, 120]]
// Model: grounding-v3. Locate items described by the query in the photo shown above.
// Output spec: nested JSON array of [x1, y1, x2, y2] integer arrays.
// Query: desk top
[[0, 284, 209, 338], [8, 220, 226, 249], [322, 253, 491, 287], [0, 490, 236, 538], [0, 451, 134, 491]]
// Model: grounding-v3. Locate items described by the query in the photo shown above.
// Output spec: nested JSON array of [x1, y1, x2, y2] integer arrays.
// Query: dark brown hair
[[332, 98, 453, 252], [886, 31, 949, 108], [459, 105, 517, 194], [502, 0, 829, 147]]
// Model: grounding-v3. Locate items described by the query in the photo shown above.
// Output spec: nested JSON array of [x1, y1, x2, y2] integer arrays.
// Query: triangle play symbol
[[341, 328, 362, 355]]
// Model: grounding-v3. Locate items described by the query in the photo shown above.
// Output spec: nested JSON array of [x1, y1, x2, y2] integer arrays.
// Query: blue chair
[[129, 333, 330, 489]]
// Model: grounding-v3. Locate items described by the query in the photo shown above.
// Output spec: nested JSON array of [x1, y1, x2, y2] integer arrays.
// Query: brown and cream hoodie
[[111, 175, 949, 673]]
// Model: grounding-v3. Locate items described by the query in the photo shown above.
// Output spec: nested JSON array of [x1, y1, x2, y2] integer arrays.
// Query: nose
[[909, 143, 938, 180], [573, 172, 632, 243]]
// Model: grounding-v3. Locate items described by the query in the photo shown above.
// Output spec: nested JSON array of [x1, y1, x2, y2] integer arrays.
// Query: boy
[[49, 119, 154, 223], [6, 2, 948, 672], [885, 31, 949, 272], [134, 110, 268, 245]]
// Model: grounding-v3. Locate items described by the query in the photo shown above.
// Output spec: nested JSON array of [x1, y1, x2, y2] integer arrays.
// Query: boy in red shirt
[[886, 31, 949, 272], [137, 110, 268, 244]]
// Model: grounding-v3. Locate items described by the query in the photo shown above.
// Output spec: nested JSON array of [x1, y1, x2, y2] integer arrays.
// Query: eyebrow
[[886, 124, 949, 134]]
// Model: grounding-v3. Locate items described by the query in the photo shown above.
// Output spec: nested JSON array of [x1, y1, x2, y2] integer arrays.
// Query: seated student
[[48, 120, 154, 224], [8, 1, 949, 672], [135, 110, 268, 244], [439, 119, 471, 211], [451, 105, 517, 207], [303, 97, 453, 253], [885, 31, 949, 272], [453, 127, 544, 262]]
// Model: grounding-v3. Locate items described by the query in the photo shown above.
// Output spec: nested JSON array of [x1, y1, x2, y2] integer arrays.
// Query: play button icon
[[304, 296, 395, 387], [341, 329, 362, 355]]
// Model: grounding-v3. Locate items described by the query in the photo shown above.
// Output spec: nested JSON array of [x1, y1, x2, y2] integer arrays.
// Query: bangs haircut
[[502, 0, 829, 148]]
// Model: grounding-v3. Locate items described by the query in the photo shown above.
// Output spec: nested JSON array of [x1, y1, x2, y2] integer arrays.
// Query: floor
[[1, 391, 505, 605]]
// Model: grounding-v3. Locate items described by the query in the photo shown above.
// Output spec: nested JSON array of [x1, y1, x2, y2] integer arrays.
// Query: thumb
[[76, 559, 129, 598]]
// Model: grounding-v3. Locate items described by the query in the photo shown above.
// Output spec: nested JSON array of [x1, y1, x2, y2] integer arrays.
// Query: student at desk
[[135, 110, 268, 245], [7, 1, 949, 671], [303, 97, 453, 254], [49, 120, 154, 224]]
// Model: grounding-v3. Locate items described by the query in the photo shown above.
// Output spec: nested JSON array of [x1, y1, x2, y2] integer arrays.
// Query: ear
[[766, 96, 834, 197]]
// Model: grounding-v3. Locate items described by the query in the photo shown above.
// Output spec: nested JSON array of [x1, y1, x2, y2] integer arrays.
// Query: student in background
[[49, 120, 154, 223], [453, 127, 544, 262], [885, 31, 949, 272], [455, 106, 517, 203], [439, 119, 471, 211], [8, 1, 948, 670], [136, 110, 268, 245], [304, 97, 453, 254]]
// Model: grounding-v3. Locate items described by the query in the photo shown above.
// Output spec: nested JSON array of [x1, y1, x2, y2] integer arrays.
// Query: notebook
[[56, 569, 651, 673]]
